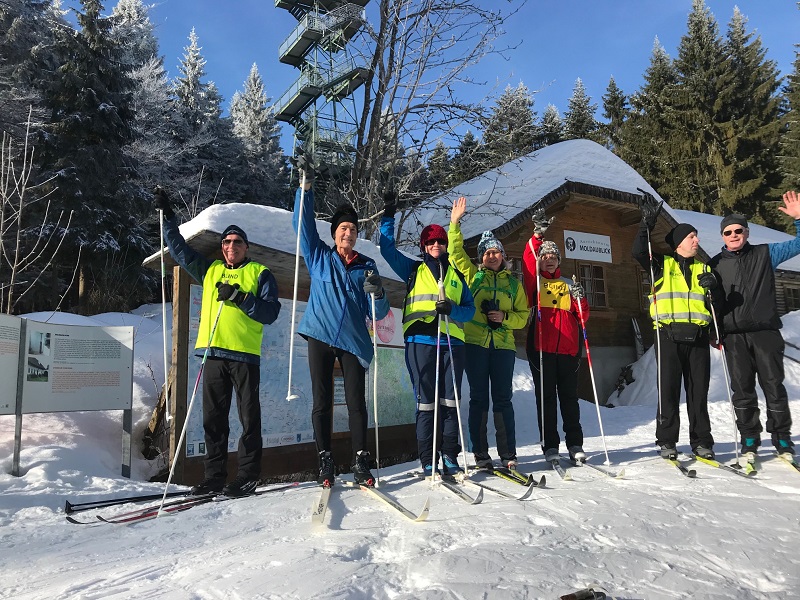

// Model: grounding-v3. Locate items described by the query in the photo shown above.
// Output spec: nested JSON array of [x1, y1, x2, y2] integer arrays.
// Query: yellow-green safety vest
[[403, 263, 466, 341], [650, 257, 711, 327], [197, 260, 269, 355]]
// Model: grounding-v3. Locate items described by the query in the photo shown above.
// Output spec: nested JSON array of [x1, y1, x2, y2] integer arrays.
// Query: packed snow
[[2, 302, 800, 599]]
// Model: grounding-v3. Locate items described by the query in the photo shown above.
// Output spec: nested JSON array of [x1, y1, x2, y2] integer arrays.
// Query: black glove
[[216, 281, 244, 305], [383, 188, 397, 219], [638, 190, 663, 230], [571, 282, 585, 299], [532, 208, 554, 236], [435, 299, 452, 316], [480, 299, 501, 330], [363, 272, 383, 296], [153, 187, 175, 220], [290, 153, 315, 183], [697, 272, 718, 290]]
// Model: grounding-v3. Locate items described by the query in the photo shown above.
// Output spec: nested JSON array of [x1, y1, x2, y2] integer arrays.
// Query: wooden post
[[169, 266, 191, 484]]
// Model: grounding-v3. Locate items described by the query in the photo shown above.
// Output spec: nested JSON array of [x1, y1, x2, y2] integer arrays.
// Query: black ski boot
[[318, 451, 335, 487], [352, 450, 376, 487]]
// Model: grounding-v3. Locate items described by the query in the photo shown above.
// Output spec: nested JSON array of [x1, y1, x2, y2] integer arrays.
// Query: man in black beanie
[[709, 191, 800, 468], [633, 194, 718, 462], [290, 157, 390, 488]]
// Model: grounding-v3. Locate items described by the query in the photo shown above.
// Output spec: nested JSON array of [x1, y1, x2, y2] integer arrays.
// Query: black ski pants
[[723, 329, 792, 442], [529, 351, 583, 453], [654, 328, 713, 449], [202, 358, 262, 481], [307, 336, 367, 461]]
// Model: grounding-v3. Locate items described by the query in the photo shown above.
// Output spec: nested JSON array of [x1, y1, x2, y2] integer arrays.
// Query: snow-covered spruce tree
[[781, 24, 800, 195], [659, 0, 736, 214], [600, 76, 628, 152], [449, 131, 483, 188], [563, 78, 599, 142], [718, 7, 782, 227], [426, 141, 452, 193], [0, 0, 61, 139], [171, 29, 246, 215], [618, 38, 678, 202], [538, 104, 564, 148], [37, 0, 150, 313], [482, 82, 537, 169], [229, 63, 288, 208], [109, 0, 158, 68]]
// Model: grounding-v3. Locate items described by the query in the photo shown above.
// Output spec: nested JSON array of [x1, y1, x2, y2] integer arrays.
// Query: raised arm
[[769, 191, 800, 269], [447, 197, 477, 283]]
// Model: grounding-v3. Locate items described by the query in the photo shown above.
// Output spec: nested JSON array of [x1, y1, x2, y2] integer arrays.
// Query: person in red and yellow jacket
[[522, 211, 589, 463]]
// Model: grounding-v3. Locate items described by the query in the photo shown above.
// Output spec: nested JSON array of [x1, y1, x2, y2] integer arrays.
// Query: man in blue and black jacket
[[709, 190, 800, 463]]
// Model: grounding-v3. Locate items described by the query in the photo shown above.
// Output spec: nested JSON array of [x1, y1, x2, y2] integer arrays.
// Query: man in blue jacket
[[709, 190, 800, 464], [291, 159, 390, 487]]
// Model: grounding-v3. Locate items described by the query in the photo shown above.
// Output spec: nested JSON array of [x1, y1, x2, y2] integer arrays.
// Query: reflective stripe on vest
[[403, 263, 465, 340], [649, 257, 711, 327], [197, 261, 268, 355]]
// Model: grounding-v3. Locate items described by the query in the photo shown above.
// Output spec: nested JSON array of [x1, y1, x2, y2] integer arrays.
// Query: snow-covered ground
[[2, 307, 800, 599]]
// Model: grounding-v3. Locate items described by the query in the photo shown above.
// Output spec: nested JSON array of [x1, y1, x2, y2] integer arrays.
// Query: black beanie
[[665, 223, 697, 250], [330, 204, 359, 238], [221, 225, 249, 247], [720, 214, 748, 234]]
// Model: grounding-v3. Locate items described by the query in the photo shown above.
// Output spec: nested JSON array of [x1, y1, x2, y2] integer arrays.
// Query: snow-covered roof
[[143, 203, 406, 282], [404, 139, 659, 244]]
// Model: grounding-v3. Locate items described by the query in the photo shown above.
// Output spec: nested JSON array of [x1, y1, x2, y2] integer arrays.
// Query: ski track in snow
[[2, 307, 800, 599]]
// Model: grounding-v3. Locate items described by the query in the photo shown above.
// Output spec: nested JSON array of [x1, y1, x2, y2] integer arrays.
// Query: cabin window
[[785, 285, 800, 313], [577, 263, 607, 308], [639, 270, 651, 312], [509, 257, 524, 285]]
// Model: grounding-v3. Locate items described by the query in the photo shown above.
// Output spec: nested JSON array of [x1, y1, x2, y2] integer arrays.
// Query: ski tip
[[537, 475, 547, 488], [472, 488, 484, 505], [64, 501, 74, 514], [416, 497, 431, 522]]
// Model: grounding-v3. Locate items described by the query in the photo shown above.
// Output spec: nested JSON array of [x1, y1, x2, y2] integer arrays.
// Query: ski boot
[[352, 450, 376, 487], [317, 450, 335, 487]]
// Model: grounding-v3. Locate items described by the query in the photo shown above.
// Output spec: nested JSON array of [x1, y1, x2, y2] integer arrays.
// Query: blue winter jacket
[[379, 216, 475, 346], [292, 187, 390, 368]]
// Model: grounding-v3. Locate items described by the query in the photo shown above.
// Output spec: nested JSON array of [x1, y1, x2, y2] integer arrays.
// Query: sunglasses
[[722, 228, 745, 237], [222, 238, 245, 246], [425, 238, 447, 246]]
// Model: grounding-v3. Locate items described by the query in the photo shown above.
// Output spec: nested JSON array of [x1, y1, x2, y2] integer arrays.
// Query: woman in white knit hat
[[449, 197, 530, 471]]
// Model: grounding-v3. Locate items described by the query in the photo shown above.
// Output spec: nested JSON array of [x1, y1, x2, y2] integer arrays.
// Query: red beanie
[[419, 224, 448, 251]]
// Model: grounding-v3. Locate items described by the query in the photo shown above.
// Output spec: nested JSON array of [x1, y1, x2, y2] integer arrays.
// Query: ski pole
[[157, 300, 225, 516], [443, 314, 470, 477], [369, 280, 381, 486], [431, 312, 442, 487], [573, 275, 611, 465], [527, 237, 545, 447], [645, 225, 664, 424], [286, 169, 307, 401], [707, 286, 739, 465], [159, 208, 171, 423]]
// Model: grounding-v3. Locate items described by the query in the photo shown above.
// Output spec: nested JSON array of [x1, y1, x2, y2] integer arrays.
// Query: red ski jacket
[[522, 235, 589, 356]]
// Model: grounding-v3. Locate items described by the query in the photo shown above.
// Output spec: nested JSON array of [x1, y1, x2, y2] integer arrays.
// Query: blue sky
[[77, 1, 798, 153]]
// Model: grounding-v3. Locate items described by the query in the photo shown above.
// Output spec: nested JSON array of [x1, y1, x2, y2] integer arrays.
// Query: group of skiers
[[154, 165, 799, 496]]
